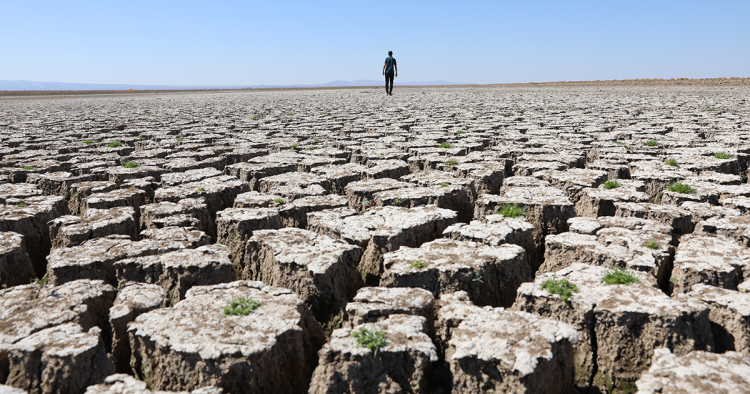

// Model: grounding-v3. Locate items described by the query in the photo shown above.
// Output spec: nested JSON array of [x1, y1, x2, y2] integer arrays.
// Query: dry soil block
[[446, 307, 578, 394], [115, 244, 235, 306], [0, 279, 115, 384], [139, 198, 214, 239], [380, 239, 530, 308], [244, 228, 363, 327], [345, 287, 435, 328], [308, 205, 457, 283], [513, 263, 714, 393], [0, 232, 35, 288], [49, 207, 138, 249], [308, 314, 437, 394], [84, 374, 222, 394], [128, 281, 325, 394], [215, 208, 282, 268], [108, 282, 164, 373], [671, 234, 750, 294], [635, 348, 750, 394], [5, 323, 114, 394], [686, 284, 750, 355]]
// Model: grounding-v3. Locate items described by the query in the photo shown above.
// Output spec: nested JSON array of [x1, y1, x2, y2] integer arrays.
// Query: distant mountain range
[[0, 79, 463, 91]]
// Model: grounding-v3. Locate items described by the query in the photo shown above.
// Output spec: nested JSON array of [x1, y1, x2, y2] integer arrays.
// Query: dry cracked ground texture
[[1, 86, 750, 394]]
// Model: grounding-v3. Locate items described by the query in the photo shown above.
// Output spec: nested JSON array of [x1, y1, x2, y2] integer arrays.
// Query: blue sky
[[1, 0, 748, 85]]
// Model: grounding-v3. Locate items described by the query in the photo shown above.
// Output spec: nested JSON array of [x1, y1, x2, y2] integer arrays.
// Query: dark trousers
[[385, 73, 394, 93]]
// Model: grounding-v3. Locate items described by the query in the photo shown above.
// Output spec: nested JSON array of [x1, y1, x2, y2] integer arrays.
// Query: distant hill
[[0, 80, 463, 91]]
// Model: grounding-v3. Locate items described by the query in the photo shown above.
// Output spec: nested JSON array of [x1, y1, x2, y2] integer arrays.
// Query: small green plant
[[603, 180, 621, 189], [666, 182, 697, 194], [541, 276, 579, 303], [601, 267, 641, 285], [644, 240, 658, 249], [15, 202, 26, 208], [379, 153, 385, 156], [498, 203, 526, 218], [274, 198, 285, 205], [32, 276, 48, 299], [83, 139, 95, 144], [314, 138, 320, 142], [589, 154, 597, 161], [55, 161, 60, 164], [411, 260, 427, 269], [456, 131, 466, 135], [176, 138, 185, 142], [669, 277, 677, 284], [351, 326, 388, 358], [123, 161, 141, 169], [290, 144, 299, 149], [440, 182, 449, 188], [665, 158, 679, 167], [393, 197, 403, 206], [362, 200, 371, 208], [198, 187, 206, 192], [107, 140, 123, 148], [252, 117, 258, 120], [445, 159, 459, 166], [231, 233, 237, 238], [714, 152, 733, 160], [223, 298, 262, 316], [307, 146, 318, 150], [438, 142, 452, 148], [21, 166, 34, 170], [72, 193, 78, 200], [644, 139, 660, 147], [287, 113, 294, 116], [472, 273, 484, 284], [707, 108, 715, 112]]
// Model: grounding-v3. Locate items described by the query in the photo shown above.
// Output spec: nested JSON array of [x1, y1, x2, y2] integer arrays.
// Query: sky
[[1, 0, 748, 85]]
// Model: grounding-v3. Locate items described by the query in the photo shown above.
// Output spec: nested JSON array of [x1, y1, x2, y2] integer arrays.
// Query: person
[[382, 51, 397, 95]]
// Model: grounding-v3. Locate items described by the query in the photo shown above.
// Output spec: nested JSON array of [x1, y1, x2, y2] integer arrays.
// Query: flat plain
[[1, 85, 750, 394]]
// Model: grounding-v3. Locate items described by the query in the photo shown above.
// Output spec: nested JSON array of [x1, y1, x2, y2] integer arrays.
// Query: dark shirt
[[384, 56, 397, 74]]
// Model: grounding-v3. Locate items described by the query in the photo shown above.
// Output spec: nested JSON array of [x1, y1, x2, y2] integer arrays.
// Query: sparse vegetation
[[498, 203, 526, 218], [274, 198, 285, 205], [644, 139, 660, 147], [393, 197, 403, 206], [32, 276, 48, 299], [644, 240, 658, 249], [290, 144, 299, 149], [314, 138, 320, 142], [107, 140, 123, 148], [362, 199, 371, 208], [83, 139, 95, 144], [351, 326, 388, 358], [714, 152, 733, 160], [307, 146, 319, 150], [472, 273, 484, 284], [601, 267, 641, 285], [669, 277, 677, 284], [541, 276, 579, 303], [123, 161, 141, 169], [411, 260, 427, 269], [438, 142, 452, 148], [456, 131, 466, 135], [198, 187, 206, 192], [666, 182, 697, 194], [21, 166, 34, 170], [223, 298, 262, 316], [252, 117, 258, 120], [665, 158, 679, 167], [15, 202, 26, 208], [604, 180, 621, 189], [176, 138, 185, 142], [440, 182, 449, 188], [445, 159, 459, 166]]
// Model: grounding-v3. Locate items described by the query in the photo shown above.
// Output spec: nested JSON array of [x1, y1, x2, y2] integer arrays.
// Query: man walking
[[382, 51, 397, 95]]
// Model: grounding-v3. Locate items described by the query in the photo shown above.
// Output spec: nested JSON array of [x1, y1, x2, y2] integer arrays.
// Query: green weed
[[644, 140, 660, 147], [176, 138, 185, 142], [274, 198, 285, 205], [198, 187, 206, 192], [123, 161, 141, 169], [498, 203, 526, 218], [440, 182, 449, 188], [393, 197, 403, 206], [666, 182, 697, 194], [83, 139, 95, 144], [438, 142, 452, 148], [15, 202, 26, 208], [644, 240, 658, 249], [665, 158, 679, 167], [541, 275, 579, 303], [290, 144, 299, 149], [351, 326, 388, 358], [223, 298, 262, 316], [107, 141, 123, 148], [445, 159, 458, 166], [601, 267, 641, 285], [714, 152, 733, 160], [21, 166, 34, 170], [411, 260, 427, 269], [604, 180, 621, 189]]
